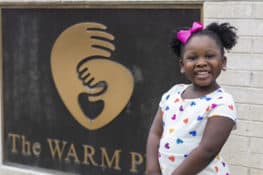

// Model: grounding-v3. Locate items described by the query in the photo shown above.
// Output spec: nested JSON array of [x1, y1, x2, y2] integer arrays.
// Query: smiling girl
[[146, 22, 238, 175]]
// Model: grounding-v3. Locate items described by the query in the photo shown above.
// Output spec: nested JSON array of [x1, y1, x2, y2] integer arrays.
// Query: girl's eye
[[206, 54, 215, 59], [186, 55, 197, 60]]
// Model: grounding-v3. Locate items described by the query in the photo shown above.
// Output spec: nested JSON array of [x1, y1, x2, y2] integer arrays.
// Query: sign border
[[0, 3, 203, 174]]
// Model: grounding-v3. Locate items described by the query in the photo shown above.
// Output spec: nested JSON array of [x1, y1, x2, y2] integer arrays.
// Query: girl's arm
[[172, 116, 235, 175], [146, 108, 163, 175]]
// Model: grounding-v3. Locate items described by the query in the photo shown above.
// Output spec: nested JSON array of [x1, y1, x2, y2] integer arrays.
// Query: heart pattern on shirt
[[197, 116, 204, 121], [168, 156, 175, 162], [159, 85, 236, 174], [228, 104, 234, 110], [165, 143, 170, 149], [183, 118, 189, 124], [214, 166, 219, 172], [171, 114, 176, 120], [189, 130, 197, 137], [174, 98, 180, 103], [169, 128, 174, 134], [179, 105, 184, 111], [176, 138, 184, 144]]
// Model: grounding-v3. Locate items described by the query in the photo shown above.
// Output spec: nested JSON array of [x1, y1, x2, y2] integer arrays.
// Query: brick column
[[204, 2, 263, 175]]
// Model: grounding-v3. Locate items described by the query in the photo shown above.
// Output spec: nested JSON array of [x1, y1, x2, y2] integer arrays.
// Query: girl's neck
[[182, 83, 220, 99]]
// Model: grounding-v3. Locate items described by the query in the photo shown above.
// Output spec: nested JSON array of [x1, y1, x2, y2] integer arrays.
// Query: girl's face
[[180, 35, 226, 89]]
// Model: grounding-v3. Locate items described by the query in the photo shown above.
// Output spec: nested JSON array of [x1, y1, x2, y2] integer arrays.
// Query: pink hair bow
[[177, 22, 204, 44]]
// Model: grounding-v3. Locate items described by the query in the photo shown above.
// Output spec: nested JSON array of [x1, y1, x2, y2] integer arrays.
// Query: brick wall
[[204, 1, 263, 175]]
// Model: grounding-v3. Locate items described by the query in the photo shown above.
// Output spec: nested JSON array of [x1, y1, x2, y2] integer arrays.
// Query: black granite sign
[[2, 7, 200, 174]]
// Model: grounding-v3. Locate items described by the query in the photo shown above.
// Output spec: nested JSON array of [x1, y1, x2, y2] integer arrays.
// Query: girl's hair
[[170, 22, 238, 58]]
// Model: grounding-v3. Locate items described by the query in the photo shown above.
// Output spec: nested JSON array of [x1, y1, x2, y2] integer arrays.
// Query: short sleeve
[[208, 93, 237, 128], [159, 84, 182, 110], [159, 91, 169, 110]]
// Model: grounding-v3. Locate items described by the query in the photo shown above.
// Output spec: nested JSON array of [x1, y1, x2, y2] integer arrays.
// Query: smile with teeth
[[195, 71, 210, 79]]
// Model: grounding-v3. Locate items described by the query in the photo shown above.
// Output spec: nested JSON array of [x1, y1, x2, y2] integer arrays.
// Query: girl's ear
[[179, 59, 185, 74], [222, 56, 227, 71]]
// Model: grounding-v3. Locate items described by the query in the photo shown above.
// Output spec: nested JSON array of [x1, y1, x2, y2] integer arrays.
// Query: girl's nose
[[196, 57, 208, 67]]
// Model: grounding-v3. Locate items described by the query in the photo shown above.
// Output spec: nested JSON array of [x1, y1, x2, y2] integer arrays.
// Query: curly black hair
[[170, 22, 238, 58]]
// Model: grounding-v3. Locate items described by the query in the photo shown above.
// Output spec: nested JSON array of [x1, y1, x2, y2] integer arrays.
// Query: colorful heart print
[[169, 128, 175, 134], [189, 130, 197, 136], [171, 114, 176, 120], [228, 104, 234, 110], [176, 138, 184, 144], [165, 143, 170, 149], [179, 105, 184, 111], [190, 101, 196, 106], [214, 166, 219, 172], [183, 118, 189, 124], [174, 98, 180, 103], [197, 115, 204, 121], [168, 155, 175, 162], [211, 103, 218, 109]]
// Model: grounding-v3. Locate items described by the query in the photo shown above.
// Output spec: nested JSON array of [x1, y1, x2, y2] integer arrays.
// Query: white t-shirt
[[158, 84, 237, 175]]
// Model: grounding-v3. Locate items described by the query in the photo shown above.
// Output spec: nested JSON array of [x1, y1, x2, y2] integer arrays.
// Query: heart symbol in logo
[[51, 22, 134, 130], [78, 93, 104, 120]]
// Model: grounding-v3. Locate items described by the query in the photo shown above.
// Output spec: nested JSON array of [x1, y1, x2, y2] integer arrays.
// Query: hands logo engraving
[[51, 23, 134, 130]]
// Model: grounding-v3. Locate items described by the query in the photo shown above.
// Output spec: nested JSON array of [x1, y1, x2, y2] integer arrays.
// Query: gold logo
[[51, 22, 134, 130]]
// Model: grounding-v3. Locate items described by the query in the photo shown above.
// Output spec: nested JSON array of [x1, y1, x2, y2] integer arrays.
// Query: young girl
[[146, 22, 238, 175]]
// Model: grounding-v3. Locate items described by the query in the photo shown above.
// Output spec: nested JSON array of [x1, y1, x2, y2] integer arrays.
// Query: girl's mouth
[[195, 71, 210, 79]]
